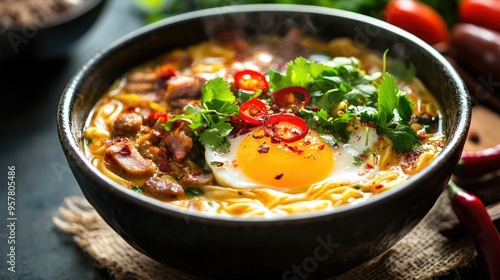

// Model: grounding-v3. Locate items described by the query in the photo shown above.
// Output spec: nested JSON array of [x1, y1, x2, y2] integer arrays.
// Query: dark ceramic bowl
[[57, 4, 470, 279], [0, 0, 107, 61]]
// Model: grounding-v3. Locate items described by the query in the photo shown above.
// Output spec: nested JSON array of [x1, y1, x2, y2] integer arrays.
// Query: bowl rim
[[58, 3, 470, 224], [2, 0, 106, 31]]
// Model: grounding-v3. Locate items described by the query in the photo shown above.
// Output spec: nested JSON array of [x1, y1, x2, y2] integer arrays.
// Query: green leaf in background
[[135, 0, 459, 30]]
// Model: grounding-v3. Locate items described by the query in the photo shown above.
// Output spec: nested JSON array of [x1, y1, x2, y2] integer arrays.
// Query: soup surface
[[84, 28, 444, 217]]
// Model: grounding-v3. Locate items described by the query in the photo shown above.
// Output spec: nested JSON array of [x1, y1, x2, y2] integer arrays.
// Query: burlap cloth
[[53, 192, 477, 280]]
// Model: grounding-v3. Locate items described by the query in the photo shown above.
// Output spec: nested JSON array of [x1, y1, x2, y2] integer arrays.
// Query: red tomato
[[239, 99, 268, 126], [234, 70, 269, 93], [263, 114, 308, 143], [274, 86, 311, 109], [383, 0, 450, 45], [459, 0, 500, 33]]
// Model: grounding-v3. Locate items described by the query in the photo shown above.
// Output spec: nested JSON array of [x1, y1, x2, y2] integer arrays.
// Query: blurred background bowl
[[0, 0, 108, 62], [57, 4, 470, 279]]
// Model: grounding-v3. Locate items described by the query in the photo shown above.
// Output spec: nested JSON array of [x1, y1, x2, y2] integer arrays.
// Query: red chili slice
[[274, 86, 311, 109], [263, 113, 308, 143], [239, 99, 268, 126], [234, 70, 269, 93]]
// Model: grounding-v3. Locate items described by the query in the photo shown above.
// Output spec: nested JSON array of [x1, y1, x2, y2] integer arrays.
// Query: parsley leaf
[[376, 73, 420, 152], [332, 111, 355, 142], [198, 119, 233, 153], [201, 77, 235, 104]]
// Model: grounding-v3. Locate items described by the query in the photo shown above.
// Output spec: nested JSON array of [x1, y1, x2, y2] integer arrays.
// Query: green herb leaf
[[185, 187, 204, 197], [376, 73, 420, 152], [205, 99, 239, 115], [198, 120, 233, 153], [332, 111, 355, 143], [353, 148, 371, 166], [201, 77, 235, 104], [131, 186, 144, 193]]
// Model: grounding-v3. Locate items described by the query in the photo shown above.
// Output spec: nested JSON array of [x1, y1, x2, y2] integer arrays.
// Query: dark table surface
[[0, 1, 143, 279], [0, 1, 487, 279]]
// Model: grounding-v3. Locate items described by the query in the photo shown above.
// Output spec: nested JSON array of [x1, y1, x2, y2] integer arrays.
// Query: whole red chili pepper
[[454, 144, 500, 178], [448, 181, 500, 280]]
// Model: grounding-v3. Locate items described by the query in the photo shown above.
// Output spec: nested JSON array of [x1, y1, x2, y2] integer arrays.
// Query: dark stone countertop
[[0, 0, 142, 278]]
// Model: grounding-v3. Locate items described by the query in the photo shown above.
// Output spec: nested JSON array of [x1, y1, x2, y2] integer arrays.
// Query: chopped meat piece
[[123, 70, 158, 93], [128, 71, 157, 83], [112, 112, 143, 135], [124, 82, 154, 93], [143, 175, 184, 199], [179, 172, 214, 188], [105, 138, 156, 179], [165, 76, 206, 101], [169, 98, 193, 110], [163, 121, 193, 161]]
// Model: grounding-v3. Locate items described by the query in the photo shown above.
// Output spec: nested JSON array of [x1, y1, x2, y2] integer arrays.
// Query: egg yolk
[[237, 128, 334, 189]]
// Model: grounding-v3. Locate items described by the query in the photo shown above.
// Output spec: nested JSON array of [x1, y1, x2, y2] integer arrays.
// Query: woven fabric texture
[[53, 193, 476, 280]]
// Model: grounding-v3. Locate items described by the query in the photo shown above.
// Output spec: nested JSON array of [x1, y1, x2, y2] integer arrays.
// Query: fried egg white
[[205, 126, 379, 192]]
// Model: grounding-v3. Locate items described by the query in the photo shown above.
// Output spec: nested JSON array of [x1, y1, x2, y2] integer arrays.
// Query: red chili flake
[[318, 144, 325, 151], [405, 150, 423, 164], [258, 144, 270, 153], [119, 145, 132, 156], [270, 136, 281, 144], [400, 162, 411, 169], [231, 159, 239, 168], [127, 106, 140, 113], [303, 139, 311, 145], [436, 141, 445, 148], [363, 122, 376, 128], [156, 65, 176, 80], [290, 126, 301, 135], [274, 173, 284, 180], [375, 184, 384, 189], [311, 106, 320, 112], [365, 163, 374, 169], [418, 131, 427, 140], [284, 144, 304, 155], [253, 134, 264, 139]]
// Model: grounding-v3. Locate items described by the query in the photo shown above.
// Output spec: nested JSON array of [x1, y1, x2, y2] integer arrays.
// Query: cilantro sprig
[[375, 73, 420, 152]]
